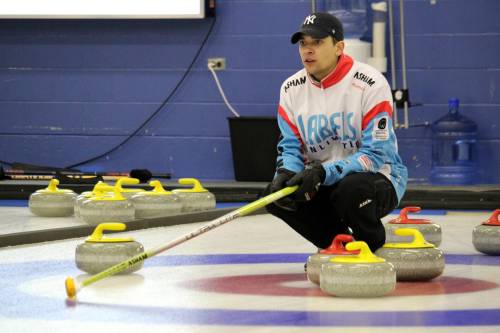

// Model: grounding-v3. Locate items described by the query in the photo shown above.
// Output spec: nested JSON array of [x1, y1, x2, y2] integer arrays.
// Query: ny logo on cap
[[303, 14, 316, 25]]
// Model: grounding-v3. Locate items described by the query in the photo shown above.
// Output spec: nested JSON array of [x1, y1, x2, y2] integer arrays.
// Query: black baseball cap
[[291, 12, 344, 44]]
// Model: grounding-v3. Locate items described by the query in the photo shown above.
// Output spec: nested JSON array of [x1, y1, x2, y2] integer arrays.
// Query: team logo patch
[[372, 116, 389, 141], [378, 118, 387, 129]]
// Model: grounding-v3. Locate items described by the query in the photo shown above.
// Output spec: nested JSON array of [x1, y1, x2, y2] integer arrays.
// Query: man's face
[[298, 35, 343, 81]]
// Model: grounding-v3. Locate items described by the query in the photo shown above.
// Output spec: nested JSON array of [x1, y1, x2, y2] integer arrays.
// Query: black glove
[[286, 161, 326, 202], [270, 169, 296, 211], [270, 169, 295, 193]]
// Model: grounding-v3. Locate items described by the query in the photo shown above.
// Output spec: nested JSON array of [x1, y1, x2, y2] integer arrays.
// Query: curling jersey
[[276, 54, 407, 202]]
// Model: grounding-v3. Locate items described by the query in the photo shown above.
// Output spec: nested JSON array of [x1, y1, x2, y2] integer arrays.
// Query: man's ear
[[335, 40, 345, 56]]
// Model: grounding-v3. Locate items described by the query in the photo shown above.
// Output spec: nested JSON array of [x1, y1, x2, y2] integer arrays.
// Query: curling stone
[[375, 228, 445, 281], [320, 241, 396, 298], [306, 234, 359, 285], [113, 177, 145, 199], [75, 223, 144, 274], [74, 181, 114, 219], [29, 179, 77, 217], [131, 180, 183, 219], [472, 209, 500, 255], [172, 178, 216, 212], [385, 206, 442, 246], [79, 188, 134, 226]]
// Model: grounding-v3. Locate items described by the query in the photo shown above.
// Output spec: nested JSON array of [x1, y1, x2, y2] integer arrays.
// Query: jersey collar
[[308, 54, 354, 89]]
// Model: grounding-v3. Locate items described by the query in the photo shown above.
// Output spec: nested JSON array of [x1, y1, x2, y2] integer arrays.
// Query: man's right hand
[[270, 169, 297, 211]]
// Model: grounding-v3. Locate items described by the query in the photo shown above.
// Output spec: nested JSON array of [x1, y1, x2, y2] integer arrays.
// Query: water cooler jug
[[430, 98, 479, 185]]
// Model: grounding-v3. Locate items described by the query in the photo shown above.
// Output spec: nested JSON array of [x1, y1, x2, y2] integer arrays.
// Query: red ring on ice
[[180, 273, 498, 297]]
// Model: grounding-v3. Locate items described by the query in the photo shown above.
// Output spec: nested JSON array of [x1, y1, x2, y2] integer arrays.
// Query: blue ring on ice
[[1, 253, 500, 326]]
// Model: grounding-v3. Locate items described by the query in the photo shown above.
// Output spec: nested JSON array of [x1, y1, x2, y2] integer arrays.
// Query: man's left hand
[[286, 161, 326, 202]]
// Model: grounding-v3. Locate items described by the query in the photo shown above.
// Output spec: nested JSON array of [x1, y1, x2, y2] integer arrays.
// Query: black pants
[[264, 172, 398, 252]]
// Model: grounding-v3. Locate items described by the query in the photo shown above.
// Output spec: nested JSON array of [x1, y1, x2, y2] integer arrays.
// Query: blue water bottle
[[328, 0, 368, 38], [429, 98, 479, 185]]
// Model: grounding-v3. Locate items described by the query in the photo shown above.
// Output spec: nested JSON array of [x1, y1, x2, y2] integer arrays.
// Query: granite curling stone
[[385, 206, 442, 246], [306, 234, 358, 285], [75, 223, 144, 274], [74, 181, 114, 219], [79, 188, 134, 226], [131, 180, 183, 219], [29, 179, 77, 217], [472, 209, 500, 255], [320, 241, 396, 298], [375, 228, 445, 281], [172, 178, 216, 212]]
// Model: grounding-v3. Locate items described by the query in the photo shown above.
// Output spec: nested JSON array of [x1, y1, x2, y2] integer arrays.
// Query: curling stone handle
[[395, 206, 430, 224], [149, 180, 162, 189], [89, 223, 127, 241], [178, 178, 205, 191], [333, 234, 354, 249], [93, 181, 114, 193], [112, 177, 138, 200], [332, 241, 384, 263], [485, 209, 500, 225], [394, 228, 428, 246], [149, 180, 171, 194], [89, 185, 126, 201], [400, 206, 421, 220], [115, 177, 140, 189], [346, 241, 375, 258], [47, 178, 60, 191]]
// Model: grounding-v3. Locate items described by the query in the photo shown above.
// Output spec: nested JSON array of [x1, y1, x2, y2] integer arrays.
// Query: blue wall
[[0, 0, 499, 183]]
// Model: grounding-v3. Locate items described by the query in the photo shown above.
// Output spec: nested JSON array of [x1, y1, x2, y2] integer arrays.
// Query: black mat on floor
[[1, 180, 499, 209]]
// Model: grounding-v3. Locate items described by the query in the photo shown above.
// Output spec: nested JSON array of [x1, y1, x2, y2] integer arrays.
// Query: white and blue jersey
[[276, 54, 407, 202]]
